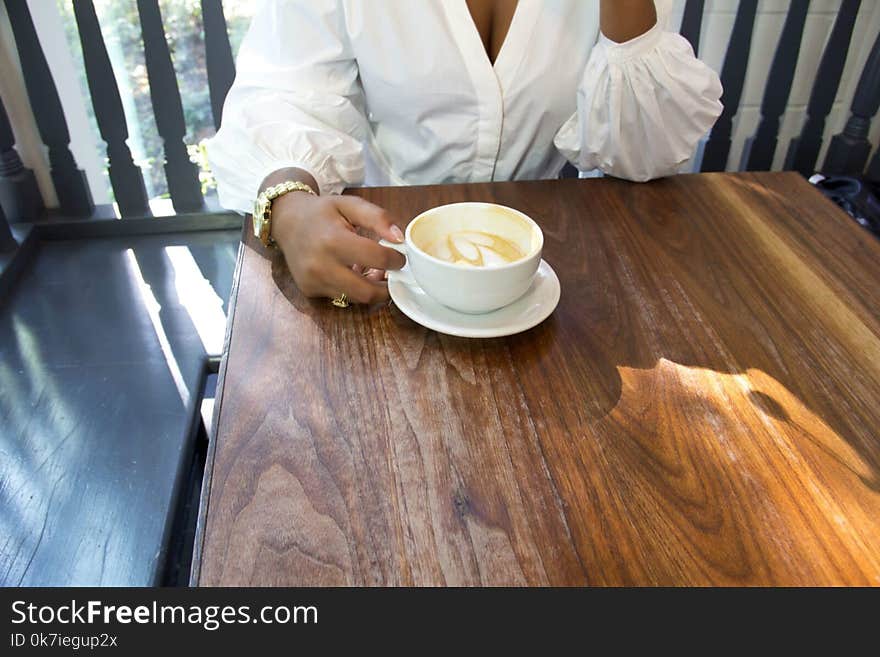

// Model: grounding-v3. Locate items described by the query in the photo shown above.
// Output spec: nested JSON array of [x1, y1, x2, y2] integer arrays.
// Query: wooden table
[[193, 173, 880, 586]]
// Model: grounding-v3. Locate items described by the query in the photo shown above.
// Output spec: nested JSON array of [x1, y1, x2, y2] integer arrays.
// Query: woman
[[207, 0, 723, 305]]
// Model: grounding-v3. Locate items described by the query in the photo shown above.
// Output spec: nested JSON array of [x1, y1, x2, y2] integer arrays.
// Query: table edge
[[189, 218, 248, 586]]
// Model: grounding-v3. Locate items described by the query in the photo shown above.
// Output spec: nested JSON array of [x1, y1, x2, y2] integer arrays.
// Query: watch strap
[[254, 180, 317, 247]]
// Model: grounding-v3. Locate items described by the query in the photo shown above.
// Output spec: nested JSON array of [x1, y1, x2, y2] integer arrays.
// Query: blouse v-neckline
[[447, 0, 536, 81]]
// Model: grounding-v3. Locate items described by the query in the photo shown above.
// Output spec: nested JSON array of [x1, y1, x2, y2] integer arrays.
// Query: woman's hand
[[270, 188, 406, 305]]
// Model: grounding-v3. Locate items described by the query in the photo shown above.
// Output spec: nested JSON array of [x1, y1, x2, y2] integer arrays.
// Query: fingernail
[[390, 225, 404, 242]]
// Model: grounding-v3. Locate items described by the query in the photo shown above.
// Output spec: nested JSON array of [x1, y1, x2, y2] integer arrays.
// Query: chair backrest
[[72, 0, 149, 217], [1, 0, 879, 226], [5, 0, 94, 216], [739, 0, 810, 171], [699, 0, 759, 172], [694, 0, 879, 177], [823, 20, 880, 176], [679, 0, 705, 57], [785, 0, 861, 176], [2, 0, 237, 220], [0, 85, 43, 221]]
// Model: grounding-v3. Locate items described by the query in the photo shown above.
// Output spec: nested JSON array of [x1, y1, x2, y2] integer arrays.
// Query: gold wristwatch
[[252, 180, 316, 247]]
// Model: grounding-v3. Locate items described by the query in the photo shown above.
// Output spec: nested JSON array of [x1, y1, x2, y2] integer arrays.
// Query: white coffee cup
[[381, 202, 543, 314]]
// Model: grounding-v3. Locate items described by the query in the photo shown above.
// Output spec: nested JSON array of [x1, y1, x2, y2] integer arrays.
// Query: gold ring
[[331, 292, 349, 308]]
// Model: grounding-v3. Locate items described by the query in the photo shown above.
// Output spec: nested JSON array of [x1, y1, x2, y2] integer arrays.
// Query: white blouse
[[207, 0, 723, 213]]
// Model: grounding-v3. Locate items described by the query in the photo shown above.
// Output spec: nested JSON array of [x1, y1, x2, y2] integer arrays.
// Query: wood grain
[[196, 173, 880, 586]]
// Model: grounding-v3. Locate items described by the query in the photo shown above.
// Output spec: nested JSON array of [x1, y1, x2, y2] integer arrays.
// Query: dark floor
[[0, 229, 239, 586]]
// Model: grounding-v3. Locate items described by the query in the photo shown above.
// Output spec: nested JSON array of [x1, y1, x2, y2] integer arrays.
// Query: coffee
[[423, 230, 526, 267], [410, 205, 536, 269]]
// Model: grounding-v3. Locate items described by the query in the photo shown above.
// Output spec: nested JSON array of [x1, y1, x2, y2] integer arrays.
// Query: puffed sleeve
[[554, 0, 723, 182], [205, 0, 366, 212]]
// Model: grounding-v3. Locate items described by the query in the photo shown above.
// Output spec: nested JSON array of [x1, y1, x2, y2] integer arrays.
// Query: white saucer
[[388, 259, 561, 338]]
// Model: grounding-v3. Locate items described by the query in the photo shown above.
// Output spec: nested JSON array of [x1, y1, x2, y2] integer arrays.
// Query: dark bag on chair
[[810, 175, 880, 237]]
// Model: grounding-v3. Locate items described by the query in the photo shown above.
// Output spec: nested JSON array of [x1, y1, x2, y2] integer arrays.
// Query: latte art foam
[[424, 230, 526, 267]]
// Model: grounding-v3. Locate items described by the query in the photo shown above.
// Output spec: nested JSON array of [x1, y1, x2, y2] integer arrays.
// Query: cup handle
[[378, 239, 417, 287], [378, 239, 407, 255]]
